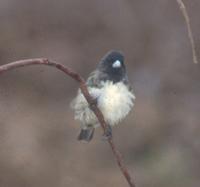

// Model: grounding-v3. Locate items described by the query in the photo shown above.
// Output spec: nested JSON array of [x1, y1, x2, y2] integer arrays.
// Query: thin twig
[[0, 59, 136, 187], [176, 0, 198, 64]]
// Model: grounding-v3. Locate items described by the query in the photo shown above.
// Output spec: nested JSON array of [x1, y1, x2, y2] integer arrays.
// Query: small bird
[[71, 50, 135, 142]]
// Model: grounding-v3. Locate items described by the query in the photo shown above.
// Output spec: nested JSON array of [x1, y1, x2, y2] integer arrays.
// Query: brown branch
[[176, 0, 198, 64], [0, 59, 136, 187]]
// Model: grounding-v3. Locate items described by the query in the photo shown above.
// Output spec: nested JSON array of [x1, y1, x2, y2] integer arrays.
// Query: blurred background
[[0, 0, 200, 187]]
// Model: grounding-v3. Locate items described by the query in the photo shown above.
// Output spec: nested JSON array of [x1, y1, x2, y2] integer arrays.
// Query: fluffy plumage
[[71, 50, 135, 141]]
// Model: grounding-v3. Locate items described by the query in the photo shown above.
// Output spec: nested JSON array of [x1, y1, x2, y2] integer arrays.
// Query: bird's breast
[[98, 81, 135, 126]]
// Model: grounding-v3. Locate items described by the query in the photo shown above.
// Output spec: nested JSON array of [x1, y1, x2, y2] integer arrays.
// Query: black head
[[98, 50, 127, 83]]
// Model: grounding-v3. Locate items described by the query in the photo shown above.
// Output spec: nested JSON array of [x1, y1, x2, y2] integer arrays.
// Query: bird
[[71, 50, 135, 142]]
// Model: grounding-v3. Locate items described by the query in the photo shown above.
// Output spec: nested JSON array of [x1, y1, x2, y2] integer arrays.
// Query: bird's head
[[98, 50, 127, 83]]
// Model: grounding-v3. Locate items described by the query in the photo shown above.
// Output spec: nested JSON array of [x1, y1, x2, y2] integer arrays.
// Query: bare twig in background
[[176, 0, 198, 64], [0, 59, 136, 187]]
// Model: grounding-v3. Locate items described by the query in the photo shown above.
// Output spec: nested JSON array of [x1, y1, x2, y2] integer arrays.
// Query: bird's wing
[[86, 70, 102, 88], [122, 75, 133, 92], [127, 83, 134, 93]]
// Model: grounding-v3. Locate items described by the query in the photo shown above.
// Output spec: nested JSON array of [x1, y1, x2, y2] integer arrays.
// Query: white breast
[[72, 81, 135, 129], [98, 81, 135, 126]]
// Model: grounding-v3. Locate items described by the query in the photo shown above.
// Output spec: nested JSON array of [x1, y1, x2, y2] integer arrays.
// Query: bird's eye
[[112, 60, 121, 68]]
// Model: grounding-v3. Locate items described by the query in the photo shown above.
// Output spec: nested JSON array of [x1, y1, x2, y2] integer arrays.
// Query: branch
[[176, 0, 198, 64], [0, 59, 136, 187]]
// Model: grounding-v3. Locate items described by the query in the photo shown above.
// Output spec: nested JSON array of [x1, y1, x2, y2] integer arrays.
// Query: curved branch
[[0, 59, 136, 187], [176, 0, 198, 64]]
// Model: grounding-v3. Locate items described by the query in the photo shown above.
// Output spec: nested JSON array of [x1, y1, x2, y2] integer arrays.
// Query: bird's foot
[[102, 125, 112, 140], [89, 97, 98, 110]]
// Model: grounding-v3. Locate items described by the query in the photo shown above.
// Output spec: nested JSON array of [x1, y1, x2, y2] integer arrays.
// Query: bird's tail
[[78, 128, 95, 142]]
